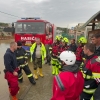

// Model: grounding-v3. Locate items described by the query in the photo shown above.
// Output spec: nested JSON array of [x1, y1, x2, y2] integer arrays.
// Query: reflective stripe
[[27, 74, 33, 78], [83, 89, 96, 94], [18, 76, 23, 79], [25, 56, 28, 59], [55, 75, 65, 91], [16, 56, 24, 60], [90, 96, 94, 100], [25, 53, 27, 56], [51, 57, 58, 61], [81, 70, 100, 79], [49, 47, 52, 49], [92, 73, 100, 78], [20, 62, 28, 67], [82, 73, 93, 79]]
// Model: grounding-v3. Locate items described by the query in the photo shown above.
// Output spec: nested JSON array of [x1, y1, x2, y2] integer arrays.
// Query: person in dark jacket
[[69, 39, 77, 53], [90, 33, 100, 100], [44, 35, 52, 65], [15, 41, 36, 85], [4, 42, 19, 100]]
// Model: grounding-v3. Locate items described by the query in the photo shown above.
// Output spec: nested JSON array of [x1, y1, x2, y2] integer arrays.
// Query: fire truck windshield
[[15, 22, 45, 34]]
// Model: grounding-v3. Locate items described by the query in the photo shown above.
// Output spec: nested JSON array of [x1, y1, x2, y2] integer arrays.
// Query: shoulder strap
[[55, 75, 65, 91]]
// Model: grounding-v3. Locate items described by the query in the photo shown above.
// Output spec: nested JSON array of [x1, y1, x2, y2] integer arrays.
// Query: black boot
[[18, 78, 23, 83], [29, 77, 36, 85]]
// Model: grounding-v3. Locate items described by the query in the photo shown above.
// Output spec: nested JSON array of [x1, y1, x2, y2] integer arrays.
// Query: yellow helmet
[[78, 37, 87, 44], [62, 37, 69, 43], [55, 36, 60, 41], [59, 35, 63, 39]]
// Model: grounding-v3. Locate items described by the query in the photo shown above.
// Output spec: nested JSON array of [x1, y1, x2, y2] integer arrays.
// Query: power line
[[0, 10, 20, 18]]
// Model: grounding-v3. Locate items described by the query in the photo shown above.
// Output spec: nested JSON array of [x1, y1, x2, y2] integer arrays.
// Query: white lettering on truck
[[21, 37, 35, 41]]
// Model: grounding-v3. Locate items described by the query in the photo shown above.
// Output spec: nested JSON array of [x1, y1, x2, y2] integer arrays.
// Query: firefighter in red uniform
[[51, 51, 84, 100], [4, 42, 19, 100], [58, 37, 69, 72], [80, 43, 100, 100], [49, 36, 61, 75], [75, 37, 87, 67]]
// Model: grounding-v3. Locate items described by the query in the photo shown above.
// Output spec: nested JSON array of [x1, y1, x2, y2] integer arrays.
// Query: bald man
[[4, 42, 19, 100]]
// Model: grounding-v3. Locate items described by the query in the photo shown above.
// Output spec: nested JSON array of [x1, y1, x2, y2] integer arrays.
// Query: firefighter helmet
[[78, 37, 87, 44], [59, 35, 63, 39], [62, 37, 69, 43], [56, 36, 60, 41], [60, 51, 76, 65]]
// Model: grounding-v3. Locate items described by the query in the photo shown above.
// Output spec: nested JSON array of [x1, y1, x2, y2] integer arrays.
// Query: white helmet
[[60, 51, 76, 65]]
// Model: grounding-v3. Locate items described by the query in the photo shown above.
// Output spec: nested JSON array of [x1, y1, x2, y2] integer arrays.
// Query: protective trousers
[[51, 57, 59, 75], [5, 71, 19, 96], [92, 84, 100, 100], [80, 91, 93, 100], [33, 58, 43, 79], [18, 65, 34, 83], [33, 58, 42, 70]]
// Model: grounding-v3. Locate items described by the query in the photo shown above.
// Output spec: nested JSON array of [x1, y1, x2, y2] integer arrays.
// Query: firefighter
[[49, 36, 61, 75], [80, 43, 100, 100], [30, 38, 46, 80], [58, 37, 69, 72], [90, 33, 100, 100], [51, 51, 84, 100], [4, 42, 19, 100], [15, 41, 36, 85], [75, 37, 87, 67]]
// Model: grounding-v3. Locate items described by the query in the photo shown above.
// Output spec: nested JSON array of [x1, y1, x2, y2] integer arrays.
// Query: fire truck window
[[46, 24, 49, 35], [15, 22, 45, 34]]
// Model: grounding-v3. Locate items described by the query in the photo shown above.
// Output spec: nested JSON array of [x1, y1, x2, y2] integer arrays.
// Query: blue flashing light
[[21, 17, 41, 20]]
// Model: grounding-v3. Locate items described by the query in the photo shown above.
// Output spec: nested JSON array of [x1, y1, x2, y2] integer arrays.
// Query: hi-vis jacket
[[81, 55, 100, 94], [30, 42, 46, 64]]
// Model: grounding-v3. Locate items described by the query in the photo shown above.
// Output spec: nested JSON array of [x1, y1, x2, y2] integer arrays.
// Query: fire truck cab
[[13, 17, 56, 54]]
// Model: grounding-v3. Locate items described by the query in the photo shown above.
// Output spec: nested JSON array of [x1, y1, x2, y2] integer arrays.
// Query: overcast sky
[[0, 0, 100, 28]]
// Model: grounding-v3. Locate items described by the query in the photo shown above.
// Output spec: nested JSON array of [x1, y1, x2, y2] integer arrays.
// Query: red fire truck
[[13, 17, 56, 52]]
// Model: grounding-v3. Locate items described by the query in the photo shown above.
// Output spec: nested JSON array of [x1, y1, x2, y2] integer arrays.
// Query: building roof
[[78, 11, 100, 31]]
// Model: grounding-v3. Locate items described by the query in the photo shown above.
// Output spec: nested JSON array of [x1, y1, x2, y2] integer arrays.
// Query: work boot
[[29, 77, 36, 85], [34, 70, 38, 80], [18, 78, 23, 83], [39, 68, 44, 77], [12, 95, 18, 100], [52, 66, 56, 75]]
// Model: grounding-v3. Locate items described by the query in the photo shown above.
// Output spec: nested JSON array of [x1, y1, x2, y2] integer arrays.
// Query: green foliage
[[57, 27, 68, 33], [0, 23, 8, 27]]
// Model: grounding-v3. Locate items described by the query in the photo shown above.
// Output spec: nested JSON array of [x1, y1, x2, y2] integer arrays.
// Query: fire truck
[[13, 17, 56, 53]]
